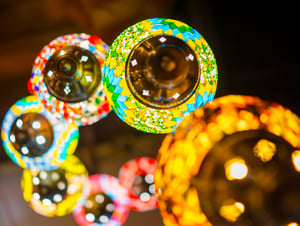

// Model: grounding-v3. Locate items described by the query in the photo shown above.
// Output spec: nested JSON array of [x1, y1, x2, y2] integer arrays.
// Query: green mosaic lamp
[[103, 18, 218, 134]]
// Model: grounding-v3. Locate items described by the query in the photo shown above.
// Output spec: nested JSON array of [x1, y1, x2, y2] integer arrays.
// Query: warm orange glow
[[237, 120, 248, 130], [260, 113, 268, 123], [225, 157, 248, 181], [155, 95, 300, 226], [172, 204, 183, 215], [291, 150, 300, 172], [173, 156, 184, 176], [287, 222, 299, 226], [253, 139, 276, 162], [219, 201, 245, 222]]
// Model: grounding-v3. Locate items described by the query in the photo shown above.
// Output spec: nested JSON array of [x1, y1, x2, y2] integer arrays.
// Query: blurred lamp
[[21, 155, 88, 217], [155, 95, 300, 225], [73, 174, 130, 226], [119, 157, 158, 211], [1, 95, 79, 170]]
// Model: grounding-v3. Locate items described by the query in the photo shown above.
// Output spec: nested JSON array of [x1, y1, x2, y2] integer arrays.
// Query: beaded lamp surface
[[155, 95, 300, 225], [1, 95, 79, 170], [118, 157, 158, 211], [103, 18, 218, 134], [73, 174, 130, 226], [21, 155, 88, 217], [30, 33, 110, 126]]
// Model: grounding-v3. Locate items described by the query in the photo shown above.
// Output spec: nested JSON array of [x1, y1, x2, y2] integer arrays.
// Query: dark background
[[0, 0, 299, 225]]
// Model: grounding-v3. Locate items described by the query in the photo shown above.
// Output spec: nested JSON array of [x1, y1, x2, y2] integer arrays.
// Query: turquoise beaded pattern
[[1, 96, 79, 170], [103, 18, 218, 134]]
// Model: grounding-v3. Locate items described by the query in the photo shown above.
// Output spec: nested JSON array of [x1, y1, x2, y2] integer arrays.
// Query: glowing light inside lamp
[[287, 223, 299, 226], [1, 95, 79, 170], [219, 201, 245, 223], [292, 150, 300, 172], [103, 18, 218, 133], [30, 33, 111, 126], [225, 158, 248, 181], [155, 95, 300, 226], [253, 139, 277, 162]]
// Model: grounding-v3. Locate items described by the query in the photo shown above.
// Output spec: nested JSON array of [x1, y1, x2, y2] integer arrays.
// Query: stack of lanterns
[[2, 16, 299, 226], [1, 18, 218, 225]]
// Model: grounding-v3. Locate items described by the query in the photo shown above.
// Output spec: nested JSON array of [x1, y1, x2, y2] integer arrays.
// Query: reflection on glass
[[126, 35, 199, 109]]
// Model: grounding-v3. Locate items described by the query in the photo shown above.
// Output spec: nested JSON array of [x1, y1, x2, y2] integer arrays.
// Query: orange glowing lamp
[[155, 95, 300, 225]]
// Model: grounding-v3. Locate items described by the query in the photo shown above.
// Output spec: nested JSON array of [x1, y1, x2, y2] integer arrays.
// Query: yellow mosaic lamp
[[155, 95, 300, 225], [21, 155, 88, 217], [103, 18, 218, 134]]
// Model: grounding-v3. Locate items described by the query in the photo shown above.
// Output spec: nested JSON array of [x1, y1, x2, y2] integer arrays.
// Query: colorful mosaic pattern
[[30, 33, 110, 126], [103, 18, 218, 134], [21, 155, 88, 217], [118, 157, 158, 211], [1, 95, 79, 170], [73, 174, 130, 226], [155, 95, 300, 225]]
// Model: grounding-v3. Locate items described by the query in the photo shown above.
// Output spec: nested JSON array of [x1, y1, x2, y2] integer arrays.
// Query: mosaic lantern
[[155, 95, 300, 225], [1, 95, 79, 170], [30, 33, 110, 126], [21, 155, 88, 217], [73, 174, 130, 226], [119, 157, 158, 211], [103, 18, 218, 134]]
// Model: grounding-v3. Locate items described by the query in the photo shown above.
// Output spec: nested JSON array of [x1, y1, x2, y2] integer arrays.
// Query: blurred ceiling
[[0, 0, 299, 225]]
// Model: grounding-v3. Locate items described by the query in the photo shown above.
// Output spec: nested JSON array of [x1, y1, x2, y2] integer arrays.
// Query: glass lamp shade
[[29, 33, 111, 126], [1, 95, 79, 170], [103, 18, 218, 134], [21, 155, 88, 217], [73, 174, 130, 226], [155, 95, 300, 225], [118, 157, 158, 211]]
